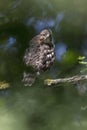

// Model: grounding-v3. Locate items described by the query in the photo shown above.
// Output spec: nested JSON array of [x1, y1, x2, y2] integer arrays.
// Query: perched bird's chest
[[40, 44, 55, 69], [29, 44, 55, 72]]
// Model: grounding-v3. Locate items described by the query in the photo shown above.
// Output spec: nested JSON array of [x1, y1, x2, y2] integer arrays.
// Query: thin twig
[[44, 75, 87, 86]]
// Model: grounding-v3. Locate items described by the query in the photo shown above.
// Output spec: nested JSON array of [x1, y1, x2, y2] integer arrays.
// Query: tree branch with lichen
[[44, 57, 87, 86], [44, 75, 87, 86]]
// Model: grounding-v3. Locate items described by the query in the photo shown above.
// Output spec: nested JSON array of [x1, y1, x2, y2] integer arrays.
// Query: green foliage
[[0, 81, 10, 89], [78, 56, 87, 74], [78, 57, 87, 65], [0, 0, 87, 130]]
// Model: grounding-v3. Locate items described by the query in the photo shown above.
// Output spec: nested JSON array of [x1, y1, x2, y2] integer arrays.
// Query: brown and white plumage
[[23, 29, 55, 86]]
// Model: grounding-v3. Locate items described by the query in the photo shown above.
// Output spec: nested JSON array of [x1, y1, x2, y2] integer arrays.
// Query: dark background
[[0, 0, 87, 130]]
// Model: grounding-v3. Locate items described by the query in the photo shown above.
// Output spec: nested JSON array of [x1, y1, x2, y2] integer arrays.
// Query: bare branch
[[44, 75, 87, 86]]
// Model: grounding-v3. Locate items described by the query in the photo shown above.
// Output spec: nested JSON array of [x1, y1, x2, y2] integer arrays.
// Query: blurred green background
[[0, 0, 87, 130]]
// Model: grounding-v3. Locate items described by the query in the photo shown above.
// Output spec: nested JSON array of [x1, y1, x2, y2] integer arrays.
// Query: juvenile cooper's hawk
[[23, 29, 55, 86]]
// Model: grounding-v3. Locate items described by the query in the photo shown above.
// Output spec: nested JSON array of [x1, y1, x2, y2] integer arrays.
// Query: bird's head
[[39, 29, 53, 44]]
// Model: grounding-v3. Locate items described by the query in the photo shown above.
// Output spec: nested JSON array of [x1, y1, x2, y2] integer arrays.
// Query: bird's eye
[[42, 33, 45, 36]]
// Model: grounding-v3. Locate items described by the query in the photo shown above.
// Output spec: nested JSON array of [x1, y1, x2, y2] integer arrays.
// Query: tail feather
[[22, 72, 36, 86]]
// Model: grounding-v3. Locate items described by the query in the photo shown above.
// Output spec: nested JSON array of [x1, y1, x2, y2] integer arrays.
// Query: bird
[[22, 29, 55, 86]]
